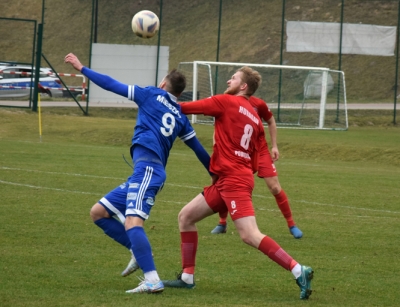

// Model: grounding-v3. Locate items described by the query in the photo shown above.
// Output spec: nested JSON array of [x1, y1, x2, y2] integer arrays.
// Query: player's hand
[[271, 146, 279, 162], [64, 53, 84, 72]]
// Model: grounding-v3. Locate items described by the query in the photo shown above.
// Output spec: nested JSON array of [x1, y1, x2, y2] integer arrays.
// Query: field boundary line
[[0, 179, 100, 195], [2, 166, 399, 215]]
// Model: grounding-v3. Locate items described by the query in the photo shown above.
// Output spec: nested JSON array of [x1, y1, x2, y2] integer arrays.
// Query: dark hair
[[237, 66, 262, 96], [164, 69, 186, 97]]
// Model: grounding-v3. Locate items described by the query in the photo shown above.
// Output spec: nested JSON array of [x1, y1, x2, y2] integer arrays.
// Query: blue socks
[[94, 219, 156, 274], [94, 218, 131, 249], [126, 226, 156, 273]]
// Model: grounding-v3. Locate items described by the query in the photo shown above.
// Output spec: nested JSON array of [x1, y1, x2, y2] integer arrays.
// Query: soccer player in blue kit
[[64, 53, 212, 294]]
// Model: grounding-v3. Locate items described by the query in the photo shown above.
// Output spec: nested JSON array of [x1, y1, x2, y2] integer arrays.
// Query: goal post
[[177, 61, 348, 130]]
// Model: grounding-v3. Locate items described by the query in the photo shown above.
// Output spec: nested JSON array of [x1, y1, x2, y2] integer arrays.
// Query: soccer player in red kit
[[162, 67, 313, 300], [211, 96, 303, 239]]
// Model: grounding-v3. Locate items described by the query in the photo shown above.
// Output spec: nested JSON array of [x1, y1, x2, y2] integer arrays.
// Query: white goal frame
[[178, 60, 348, 130]]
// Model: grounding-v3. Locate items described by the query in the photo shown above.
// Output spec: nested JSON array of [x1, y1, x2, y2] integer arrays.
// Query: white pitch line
[[1, 166, 124, 180], [1, 166, 399, 215], [254, 207, 399, 220], [0, 139, 123, 151], [0, 180, 100, 195], [157, 201, 399, 220], [1, 139, 203, 156], [1, 178, 397, 220], [252, 193, 400, 214], [279, 161, 400, 174], [0, 166, 203, 189], [295, 199, 400, 214]]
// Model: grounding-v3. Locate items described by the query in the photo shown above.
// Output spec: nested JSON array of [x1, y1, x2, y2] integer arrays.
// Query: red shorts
[[203, 176, 255, 221], [257, 142, 278, 178]]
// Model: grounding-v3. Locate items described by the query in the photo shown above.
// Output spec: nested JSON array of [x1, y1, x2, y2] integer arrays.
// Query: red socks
[[258, 236, 297, 270], [274, 190, 295, 228], [218, 211, 228, 225], [182, 230, 298, 274], [181, 231, 198, 274]]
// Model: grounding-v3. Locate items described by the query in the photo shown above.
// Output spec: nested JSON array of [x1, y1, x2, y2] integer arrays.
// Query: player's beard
[[224, 85, 239, 95]]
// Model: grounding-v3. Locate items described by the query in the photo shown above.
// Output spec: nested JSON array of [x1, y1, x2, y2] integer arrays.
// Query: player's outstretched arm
[[64, 53, 129, 98], [81, 67, 129, 97], [180, 97, 223, 119], [180, 100, 206, 115], [184, 137, 212, 175]]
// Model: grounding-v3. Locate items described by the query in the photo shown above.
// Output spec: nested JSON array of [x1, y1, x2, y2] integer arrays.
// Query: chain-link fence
[[0, 0, 398, 121]]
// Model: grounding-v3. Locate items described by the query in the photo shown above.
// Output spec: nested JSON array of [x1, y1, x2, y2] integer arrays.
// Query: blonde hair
[[237, 66, 262, 96]]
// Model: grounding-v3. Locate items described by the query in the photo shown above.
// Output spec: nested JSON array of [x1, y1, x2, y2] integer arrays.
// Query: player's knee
[[265, 177, 281, 195], [267, 181, 281, 195], [178, 208, 193, 227], [240, 233, 254, 246], [177, 209, 187, 225], [270, 185, 281, 195], [90, 203, 109, 222], [238, 230, 261, 248]]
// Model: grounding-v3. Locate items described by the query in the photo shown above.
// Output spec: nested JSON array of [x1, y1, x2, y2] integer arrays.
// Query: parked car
[[0, 64, 63, 98]]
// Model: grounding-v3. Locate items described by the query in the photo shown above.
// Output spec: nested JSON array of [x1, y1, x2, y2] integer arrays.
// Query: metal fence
[[0, 0, 398, 121]]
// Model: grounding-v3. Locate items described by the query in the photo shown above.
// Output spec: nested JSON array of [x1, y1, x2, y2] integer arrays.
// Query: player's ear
[[240, 82, 248, 92], [159, 80, 167, 89]]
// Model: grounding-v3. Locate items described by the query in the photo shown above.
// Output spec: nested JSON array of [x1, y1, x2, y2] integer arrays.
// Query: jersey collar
[[167, 92, 177, 102]]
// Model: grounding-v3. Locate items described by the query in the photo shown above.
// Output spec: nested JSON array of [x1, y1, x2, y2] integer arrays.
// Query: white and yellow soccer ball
[[131, 10, 160, 38]]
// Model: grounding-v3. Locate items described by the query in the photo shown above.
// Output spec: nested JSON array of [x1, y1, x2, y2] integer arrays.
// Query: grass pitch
[[0, 107, 399, 306]]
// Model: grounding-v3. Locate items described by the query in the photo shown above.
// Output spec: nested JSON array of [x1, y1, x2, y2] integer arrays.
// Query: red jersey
[[181, 94, 265, 178], [249, 96, 273, 122], [249, 96, 273, 170]]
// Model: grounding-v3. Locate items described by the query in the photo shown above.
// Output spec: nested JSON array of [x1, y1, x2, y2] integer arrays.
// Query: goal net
[[177, 61, 348, 130]]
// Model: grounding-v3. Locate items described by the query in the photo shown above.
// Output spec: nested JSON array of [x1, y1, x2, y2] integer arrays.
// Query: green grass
[[0, 107, 399, 306]]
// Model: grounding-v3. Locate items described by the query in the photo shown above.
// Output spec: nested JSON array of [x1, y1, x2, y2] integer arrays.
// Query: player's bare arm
[[267, 116, 279, 161]]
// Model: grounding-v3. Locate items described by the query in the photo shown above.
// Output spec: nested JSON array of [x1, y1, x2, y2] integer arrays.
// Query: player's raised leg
[[91, 202, 132, 248], [90, 186, 140, 277]]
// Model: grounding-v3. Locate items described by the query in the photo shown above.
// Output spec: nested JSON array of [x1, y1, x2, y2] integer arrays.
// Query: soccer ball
[[131, 10, 160, 39]]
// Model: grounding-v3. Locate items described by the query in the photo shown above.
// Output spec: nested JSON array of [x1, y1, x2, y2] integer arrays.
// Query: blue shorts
[[99, 160, 166, 222]]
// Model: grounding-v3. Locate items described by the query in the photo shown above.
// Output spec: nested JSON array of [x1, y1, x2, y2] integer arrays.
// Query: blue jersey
[[127, 85, 195, 166], [81, 67, 202, 168]]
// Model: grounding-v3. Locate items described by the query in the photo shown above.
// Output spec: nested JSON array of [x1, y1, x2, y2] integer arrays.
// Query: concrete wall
[[89, 43, 169, 105]]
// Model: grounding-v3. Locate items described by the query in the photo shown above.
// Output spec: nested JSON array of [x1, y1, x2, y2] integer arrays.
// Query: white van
[[0, 64, 63, 98]]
